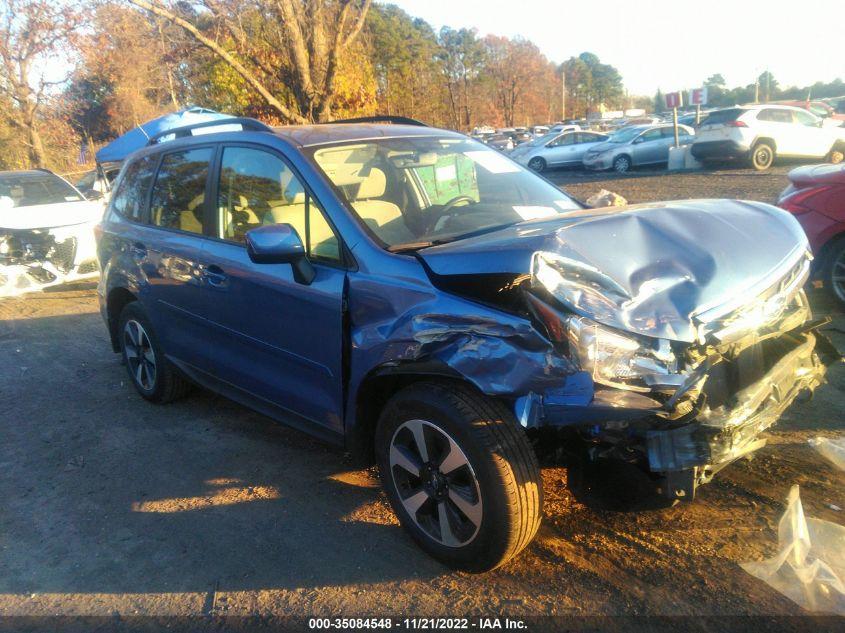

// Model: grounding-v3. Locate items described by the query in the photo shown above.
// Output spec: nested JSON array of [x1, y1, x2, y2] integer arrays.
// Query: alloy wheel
[[614, 156, 630, 173], [389, 419, 483, 547], [123, 319, 157, 391]]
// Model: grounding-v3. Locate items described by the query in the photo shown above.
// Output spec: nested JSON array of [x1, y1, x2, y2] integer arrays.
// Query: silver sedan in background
[[510, 130, 609, 172], [582, 124, 695, 172]]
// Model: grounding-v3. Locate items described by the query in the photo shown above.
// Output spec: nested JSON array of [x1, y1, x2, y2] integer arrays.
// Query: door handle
[[203, 264, 229, 288]]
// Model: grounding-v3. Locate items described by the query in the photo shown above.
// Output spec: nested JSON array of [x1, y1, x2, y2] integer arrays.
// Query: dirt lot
[[1, 166, 843, 630]]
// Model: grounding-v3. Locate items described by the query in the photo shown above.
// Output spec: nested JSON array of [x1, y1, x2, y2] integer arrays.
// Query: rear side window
[[149, 148, 213, 234], [703, 109, 743, 125], [110, 156, 157, 221], [757, 109, 792, 123]]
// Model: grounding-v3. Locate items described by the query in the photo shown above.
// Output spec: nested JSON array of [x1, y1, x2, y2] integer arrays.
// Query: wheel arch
[[106, 286, 138, 352], [348, 362, 495, 466], [752, 136, 777, 152], [813, 231, 845, 275]]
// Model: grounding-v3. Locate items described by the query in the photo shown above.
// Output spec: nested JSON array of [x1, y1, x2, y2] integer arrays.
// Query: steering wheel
[[426, 195, 477, 232]]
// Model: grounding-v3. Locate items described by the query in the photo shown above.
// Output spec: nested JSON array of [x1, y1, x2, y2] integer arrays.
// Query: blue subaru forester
[[97, 117, 833, 571]]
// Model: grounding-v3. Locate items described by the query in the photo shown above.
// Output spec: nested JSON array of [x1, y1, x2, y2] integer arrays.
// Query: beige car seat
[[179, 194, 204, 233], [265, 191, 336, 250], [350, 168, 403, 227]]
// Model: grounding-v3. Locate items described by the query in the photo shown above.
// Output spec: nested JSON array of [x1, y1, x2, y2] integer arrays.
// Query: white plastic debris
[[741, 485, 845, 615], [809, 436, 845, 472], [585, 189, 627, 208]]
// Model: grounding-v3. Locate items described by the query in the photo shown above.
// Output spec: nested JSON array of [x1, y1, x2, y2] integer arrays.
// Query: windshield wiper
[[388, 222, 518, 253]]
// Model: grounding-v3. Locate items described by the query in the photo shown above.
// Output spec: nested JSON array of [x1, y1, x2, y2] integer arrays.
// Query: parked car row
[[511, 124, 695, 173]]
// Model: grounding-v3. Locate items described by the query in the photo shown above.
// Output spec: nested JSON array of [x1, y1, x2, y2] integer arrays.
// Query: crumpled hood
[[418, 199, 809, 343], [0, 200, 103, 231]]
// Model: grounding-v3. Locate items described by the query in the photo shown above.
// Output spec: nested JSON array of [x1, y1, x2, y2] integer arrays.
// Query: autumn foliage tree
[[128, 0, 373, 123], [0, 0, 84, 166]]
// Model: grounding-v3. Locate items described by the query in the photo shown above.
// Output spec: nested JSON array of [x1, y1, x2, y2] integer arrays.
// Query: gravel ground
[[1, 167, 843, 631], [549, 164, 793, 206]]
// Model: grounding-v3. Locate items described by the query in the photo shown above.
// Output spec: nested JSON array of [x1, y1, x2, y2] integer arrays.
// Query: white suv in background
[[691, 104, 845, 170]]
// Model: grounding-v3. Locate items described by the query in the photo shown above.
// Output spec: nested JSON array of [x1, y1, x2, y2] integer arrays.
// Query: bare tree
[[128, 0, 372, 123], [0, 0, 83, 167]]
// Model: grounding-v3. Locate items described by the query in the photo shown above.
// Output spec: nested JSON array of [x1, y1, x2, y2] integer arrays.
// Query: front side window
[[309, 137, 580, 251], [548, 134, 575, 147], [0, 172, 83, 209], [149, 147, 213, 234], [793, 109, 818, 126], [111, 155, 157, 221], [217, 146, 340, 262], [638, 129, 662, 143]]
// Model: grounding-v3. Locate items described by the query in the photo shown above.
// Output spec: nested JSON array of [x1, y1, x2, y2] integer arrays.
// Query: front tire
[[612, 155, 631, 173], [118, 302, 191, 403], [750, 142, 775, 170], [828, 146, 845, 165], [528, 156, 547, 173], [376, 382, 542, 572]]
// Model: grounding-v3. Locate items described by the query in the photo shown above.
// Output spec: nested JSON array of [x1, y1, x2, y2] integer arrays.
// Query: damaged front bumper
[[518, 323, 837, 499], [518, 247, 841, 499], [0, 224, 99, 297]]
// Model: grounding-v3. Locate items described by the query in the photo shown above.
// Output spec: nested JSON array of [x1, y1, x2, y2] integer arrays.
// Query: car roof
[[736, 103, 809, 113], [0, 169, 57, 178], [250, 123, 467, 148]]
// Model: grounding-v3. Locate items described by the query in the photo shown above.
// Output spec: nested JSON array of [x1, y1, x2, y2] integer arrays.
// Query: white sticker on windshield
[[464, 151, 521, 174], [554, 199, 578, 210], [513, 206, 557, 220], [435, 164, 457, 181]]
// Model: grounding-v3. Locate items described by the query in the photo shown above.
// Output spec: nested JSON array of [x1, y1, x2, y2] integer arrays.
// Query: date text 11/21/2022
[[307, 618, 527, 629]]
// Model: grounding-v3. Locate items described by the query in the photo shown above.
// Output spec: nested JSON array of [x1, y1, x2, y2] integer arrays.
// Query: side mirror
[[245, 223, 315, 285], [632, 137, 643, 144]]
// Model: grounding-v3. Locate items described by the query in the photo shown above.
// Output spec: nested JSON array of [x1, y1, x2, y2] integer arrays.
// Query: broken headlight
[[566, 315, 679, 389]]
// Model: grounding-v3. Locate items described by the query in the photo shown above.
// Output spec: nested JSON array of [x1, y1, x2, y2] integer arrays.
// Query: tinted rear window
[[703, 109, 743, 125], [110, 156, 158, 221]]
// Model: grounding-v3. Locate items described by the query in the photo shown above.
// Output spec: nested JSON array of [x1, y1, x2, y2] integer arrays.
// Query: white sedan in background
[[0, 170, 102, 296], [510, 130, 610, 172]]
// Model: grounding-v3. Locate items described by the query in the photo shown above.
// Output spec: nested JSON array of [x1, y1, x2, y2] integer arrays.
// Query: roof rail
[[145, 117, 273, 146], [325, 115, 428, 127]]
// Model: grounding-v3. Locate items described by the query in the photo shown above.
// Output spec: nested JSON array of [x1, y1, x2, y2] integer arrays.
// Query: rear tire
[[118, 302, 191, 403], [750, 142, 775, 170], [528, 156, 547, 173], [376, 381, 542, 572]]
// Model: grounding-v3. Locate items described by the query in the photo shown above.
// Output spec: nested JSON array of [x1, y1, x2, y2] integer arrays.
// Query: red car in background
[[778, 163, 845, 304], [775, 100, 845, 123]]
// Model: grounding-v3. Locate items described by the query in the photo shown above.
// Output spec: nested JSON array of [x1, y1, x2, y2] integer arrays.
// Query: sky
[[387, 0, 845, 96]]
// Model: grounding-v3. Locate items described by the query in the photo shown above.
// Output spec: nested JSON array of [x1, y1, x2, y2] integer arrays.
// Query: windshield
[[308, 137, 580, 250], [607, 127, 643, 143], [0, 172, 84, 208]]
